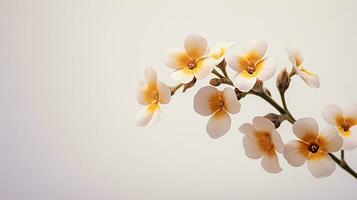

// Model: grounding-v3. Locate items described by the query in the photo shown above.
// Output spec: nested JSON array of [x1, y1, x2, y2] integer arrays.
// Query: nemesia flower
[[239, 117, 284, 173], [322, 104, 357, 150], [194, 86, 240, 138], [164, 34, 216, 84], [287, 48, 320, 88], [208, 42, 235, 64], [225, 39, 276, 92], [136, 68, 171, 126], [283, 118, 343, 178]]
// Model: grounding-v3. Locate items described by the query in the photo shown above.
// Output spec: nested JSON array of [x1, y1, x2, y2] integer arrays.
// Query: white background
[[0, 0, 356, 199]]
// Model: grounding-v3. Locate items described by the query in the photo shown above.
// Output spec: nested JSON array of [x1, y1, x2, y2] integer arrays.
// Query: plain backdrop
[[0, 0, 357, 199]]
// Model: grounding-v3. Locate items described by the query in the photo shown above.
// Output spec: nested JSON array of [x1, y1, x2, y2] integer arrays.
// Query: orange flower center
[[308, 143, 319, 153], [188, 60, 197, 70]]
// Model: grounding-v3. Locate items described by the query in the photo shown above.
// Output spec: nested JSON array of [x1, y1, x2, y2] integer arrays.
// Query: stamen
[[217, 100, 225, 108], [247, 66, 255, 74], [188, 61, 196, 69], [308, 143, 319, 153]]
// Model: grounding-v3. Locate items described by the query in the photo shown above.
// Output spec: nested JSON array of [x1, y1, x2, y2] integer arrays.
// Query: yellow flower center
[[336, 116, 357, 137], [247, 65, 256, 74], [188, 60, 197, 70], [256, 132, 274, 152]]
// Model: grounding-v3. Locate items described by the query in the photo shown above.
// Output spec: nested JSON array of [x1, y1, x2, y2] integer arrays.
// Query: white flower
[[287, 48, 319, 88], [164, 34, 216, 84], [239, 117, 284, 173], [283, 118, 343, 178], [194, 86, 240, 138], [225, 39, 276, 92], [208, 42, 235, 64], [136, 68, 171, 126], [322, 104, 357, 150]]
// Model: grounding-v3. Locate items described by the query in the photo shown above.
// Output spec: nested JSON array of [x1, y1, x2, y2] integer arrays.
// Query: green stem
[[280, 91, 289, 111]]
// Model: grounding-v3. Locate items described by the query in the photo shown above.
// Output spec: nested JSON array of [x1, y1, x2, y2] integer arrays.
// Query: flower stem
[[170, 83, 183, 95], [329, 152, 357, 178]]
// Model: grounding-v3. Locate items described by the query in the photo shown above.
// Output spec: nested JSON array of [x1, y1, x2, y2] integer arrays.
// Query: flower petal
[[157, 81, 171, 104], [292, 118, 319, 143], [321, 104, 343, 126], [243, 134, 264, 159], [295, 66, 320, 88], [239, 123, 255, 135], [206, 110, 231, 138], [307, 152, 336, 178], [164, 48, 191, 69], [184, 34, 207, 59], [194, 86, 219, 116], [233, 73, 257, 92], [283, 140, 309, 167], [225, 51, 248, 73], [222, 87, 240, 114], [261, 151, 282, 173], [243, 39, 267, 63], [253, 117, 275, 133], [136, 103, 159, 127], [171, 68, 194, 84], [209, 42, 235, 64], [318, 126, 343, 152], [148, 107, 161, 126], [342, 103, 357, 119], [342, 126, 357, 150], [137, 81, 149, 105], [256, 58, 276, 81], [286, 48, 303, 67], [145, 67, 157, 84], [192, 58, 215, 80], [271, 130, 284, 153]]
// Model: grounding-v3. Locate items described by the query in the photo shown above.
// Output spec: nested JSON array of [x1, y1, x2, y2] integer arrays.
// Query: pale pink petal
[[193, 58, 215, 80], [225, 51, 246, 73], [243, 39, 267, 60], [194, 86, 218, 116], [239, 123, 255, 135], [319, 126, 343, 152], [243, 134, 264, 159], [233, 73, 257, 92], [292, 118, 319, 142], [164, 48, 190, 69], [286, 48, 303, 67], [271, 130, 284, 153], [206, 110, 231, 139], [145, 67, 157, 84], [307, 153, 336, 178], [253, 117, 275, 133], [222, 87, 240, 114], [321, 104, 343, 126], [283, 140, 309, 167], [157, 81, 171, 104], [342, 104, 357, 119], [342, 126, 357, 150], [136, 104, 159, 127], [295, 66, 320, 88], [261, 152, 282, 173], [171, 68, 194, 84], [137, 81, 149, 105], [148, 108, 161, 126], [184, 34, 207, 59], [256, 58, 276, 81]]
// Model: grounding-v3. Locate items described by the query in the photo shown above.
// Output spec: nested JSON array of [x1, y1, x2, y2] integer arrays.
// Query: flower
[[225, 39, 276, 92], [208, 42, 235, 64], [164, 34, 216, 84], [194, 86, 240, 138], [287, 48, 320, 88], [283, 118, 343, 178], [136, 68, 171, 126], [322, 104, 357, 150], [239, 117, 284, 173]]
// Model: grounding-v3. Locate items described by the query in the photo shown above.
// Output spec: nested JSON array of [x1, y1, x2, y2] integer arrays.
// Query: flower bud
[[276, 68, 290, 94], [209, 78, 221, 86], [264, 113, 282, 128]]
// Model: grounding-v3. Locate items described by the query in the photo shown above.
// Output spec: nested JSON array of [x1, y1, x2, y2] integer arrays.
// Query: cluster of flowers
[[136, 35, 357, 178]]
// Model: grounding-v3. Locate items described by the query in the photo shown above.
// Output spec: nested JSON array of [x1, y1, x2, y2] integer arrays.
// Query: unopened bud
[[209, 78, 221, 86], [276, 68, 290, 93], [264, 113, 282, 128]]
